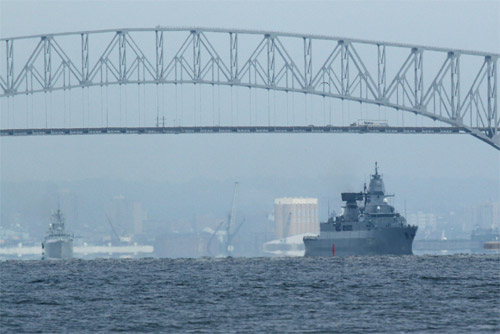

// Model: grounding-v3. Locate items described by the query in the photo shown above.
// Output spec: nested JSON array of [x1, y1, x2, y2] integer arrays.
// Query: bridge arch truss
[[0, 27, 498, 149]]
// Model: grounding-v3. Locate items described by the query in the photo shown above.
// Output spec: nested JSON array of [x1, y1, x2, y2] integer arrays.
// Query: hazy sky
[[1, 0, 499, 185]]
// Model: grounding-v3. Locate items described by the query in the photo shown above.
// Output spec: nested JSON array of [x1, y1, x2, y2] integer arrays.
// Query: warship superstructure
[[304, 163, 417, 256], [42, 209, 73, 260]]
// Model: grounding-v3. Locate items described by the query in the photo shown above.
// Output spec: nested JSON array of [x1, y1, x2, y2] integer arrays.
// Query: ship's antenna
[[363, 182, 367, 207], [375, 161, 378, 175]]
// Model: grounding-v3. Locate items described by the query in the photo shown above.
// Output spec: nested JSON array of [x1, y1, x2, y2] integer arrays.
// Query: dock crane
[[105, 214, 122, 244], [207, 182, 243, 256]]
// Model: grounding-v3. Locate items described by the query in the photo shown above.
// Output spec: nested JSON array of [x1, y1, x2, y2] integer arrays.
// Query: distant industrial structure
[[274, 198, 319, 239]]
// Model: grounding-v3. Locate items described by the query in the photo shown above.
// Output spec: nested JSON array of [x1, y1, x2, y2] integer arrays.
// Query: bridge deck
[[0, 126, 470, 136]]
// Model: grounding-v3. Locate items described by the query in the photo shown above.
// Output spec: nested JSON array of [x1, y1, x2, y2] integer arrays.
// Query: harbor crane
[[207, 182, 244, 256], [105, 214, 122, 245]]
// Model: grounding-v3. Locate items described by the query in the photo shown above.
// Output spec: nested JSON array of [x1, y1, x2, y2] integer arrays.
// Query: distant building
[[407, 211, 437, 230], [407, 211, 439, 239], [473, 201, 500, 229], [274, 198, 319, 239], [108, 196, 145, 236]]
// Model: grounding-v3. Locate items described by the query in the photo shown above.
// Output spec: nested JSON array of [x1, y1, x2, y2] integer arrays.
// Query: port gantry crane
[[105, 214, 122, 245], [207, 181, 244, 256]]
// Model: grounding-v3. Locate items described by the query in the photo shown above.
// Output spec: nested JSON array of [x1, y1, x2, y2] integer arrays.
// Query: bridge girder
[[0, 27, 498, 149]]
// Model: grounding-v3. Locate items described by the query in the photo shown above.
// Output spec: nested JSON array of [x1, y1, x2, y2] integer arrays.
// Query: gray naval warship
[[304, 163, 417, 256], [42, 209, 74, 260]]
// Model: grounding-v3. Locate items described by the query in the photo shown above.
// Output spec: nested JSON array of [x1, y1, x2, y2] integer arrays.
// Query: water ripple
[[0, 255, 499, 333]]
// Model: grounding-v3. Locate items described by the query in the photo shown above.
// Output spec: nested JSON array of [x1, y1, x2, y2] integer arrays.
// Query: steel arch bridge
[[0, 27, 498, 149]]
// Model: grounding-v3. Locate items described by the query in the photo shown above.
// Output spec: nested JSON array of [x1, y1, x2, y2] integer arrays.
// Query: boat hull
[[304, 226, 417, 257], [44, 239, 73, 259]]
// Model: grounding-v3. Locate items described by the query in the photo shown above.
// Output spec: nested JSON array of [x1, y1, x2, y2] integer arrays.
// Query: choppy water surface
[[1, 255, 499, 333]]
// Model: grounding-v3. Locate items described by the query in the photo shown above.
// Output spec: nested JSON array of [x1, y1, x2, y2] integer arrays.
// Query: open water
[[1, 255, 499, 333]]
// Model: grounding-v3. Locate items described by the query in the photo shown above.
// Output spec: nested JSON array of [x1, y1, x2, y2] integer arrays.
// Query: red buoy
[[332, 244, 335, 256]]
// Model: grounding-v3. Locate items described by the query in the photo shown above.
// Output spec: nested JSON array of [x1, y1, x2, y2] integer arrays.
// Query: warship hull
[[44, 239, 73, 259], [304, 226, 417, 257]]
